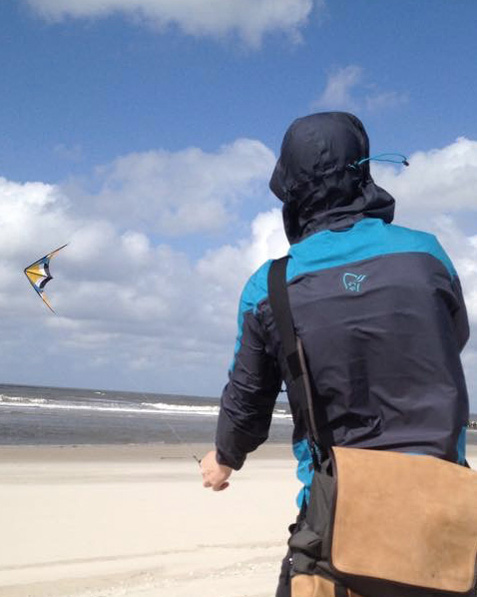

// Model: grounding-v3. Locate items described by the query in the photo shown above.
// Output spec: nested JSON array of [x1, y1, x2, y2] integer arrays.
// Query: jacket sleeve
[[451, 275, 470, 352], [433, 237, 470, 352], [215, 274, 281, 470]]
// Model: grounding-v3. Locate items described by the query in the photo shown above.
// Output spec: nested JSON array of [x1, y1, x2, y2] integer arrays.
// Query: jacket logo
[[343, 273, 367, 292]]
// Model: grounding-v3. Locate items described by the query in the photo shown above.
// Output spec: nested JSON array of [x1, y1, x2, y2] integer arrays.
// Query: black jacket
[[215, 113, 469, 506]]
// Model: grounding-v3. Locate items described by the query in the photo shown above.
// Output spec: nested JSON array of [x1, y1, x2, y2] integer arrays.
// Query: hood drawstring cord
[[348, 153, 410, 169]]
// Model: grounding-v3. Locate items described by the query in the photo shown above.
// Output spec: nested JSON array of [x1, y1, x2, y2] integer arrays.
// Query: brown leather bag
[[331, 447, 477, 593], [291, 446, 477, 597]]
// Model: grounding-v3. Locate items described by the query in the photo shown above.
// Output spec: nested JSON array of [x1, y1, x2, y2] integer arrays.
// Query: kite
[[24, 244, 67, 313]]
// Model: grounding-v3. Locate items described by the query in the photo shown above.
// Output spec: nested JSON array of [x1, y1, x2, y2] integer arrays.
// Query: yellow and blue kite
[[24, 244, 67, 313]]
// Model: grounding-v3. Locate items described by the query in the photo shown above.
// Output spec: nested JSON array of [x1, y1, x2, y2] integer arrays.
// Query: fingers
[[202, 473, 230, 490], [201, 467, 230, 490], [202, 479, 229, 491]]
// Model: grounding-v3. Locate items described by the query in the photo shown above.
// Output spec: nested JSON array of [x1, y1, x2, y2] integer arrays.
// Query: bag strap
[[268, 257, 302, 380], [268, 257, 322, 466]]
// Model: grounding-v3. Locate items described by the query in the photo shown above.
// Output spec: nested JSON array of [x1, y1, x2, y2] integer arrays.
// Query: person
[[200, 111, 470, 596]]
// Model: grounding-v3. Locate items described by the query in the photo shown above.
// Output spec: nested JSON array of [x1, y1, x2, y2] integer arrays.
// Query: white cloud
[[49, 206, 287, 394], [2, 136, 477, 409], [26, 0, 316, 46], [313, 65, 363, 111], [197, 208, 288, 327], [90, 139, 276, 236], [0, 177, 72, 262], [313, 65, 408, 113], [365, 90, 408, 112], [373, 137, 477, 213], [0, 141, 284, 395], [372, 140, 477, 314]]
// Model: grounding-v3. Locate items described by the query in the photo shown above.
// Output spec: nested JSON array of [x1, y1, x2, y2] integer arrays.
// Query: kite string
[[125, 380, 203, 465], [163, 418, 201, 465], [104, 345, 204, 466]]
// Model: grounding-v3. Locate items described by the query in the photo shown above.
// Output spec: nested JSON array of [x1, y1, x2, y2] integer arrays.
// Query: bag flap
[[331, 447, 477, 593]]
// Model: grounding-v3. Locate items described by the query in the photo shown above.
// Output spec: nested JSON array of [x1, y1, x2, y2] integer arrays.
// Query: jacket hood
[[269, 112, 396, 243]]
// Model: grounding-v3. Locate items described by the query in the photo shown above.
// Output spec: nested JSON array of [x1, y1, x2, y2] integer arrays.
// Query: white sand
[[0, 444, 299, 597], [0, 443, 475, 597]]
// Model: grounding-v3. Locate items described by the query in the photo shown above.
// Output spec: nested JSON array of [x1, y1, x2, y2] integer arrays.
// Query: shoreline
[[0, 440, 474, 463], [0, 442, 294, 463]]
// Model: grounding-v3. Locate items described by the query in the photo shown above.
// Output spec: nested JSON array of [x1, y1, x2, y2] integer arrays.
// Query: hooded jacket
[[215, 112, 469, 506]]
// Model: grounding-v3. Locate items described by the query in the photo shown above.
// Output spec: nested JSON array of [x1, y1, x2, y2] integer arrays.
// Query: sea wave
[[141, 402, 220, 416], [0, 395, 292, 420], [0, 398, 161, 415], [0, 394, 47, 405]]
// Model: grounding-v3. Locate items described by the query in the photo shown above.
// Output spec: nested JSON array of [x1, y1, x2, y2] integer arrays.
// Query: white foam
[[0, 394, 47, 405], [0, 396, 217, 417], [0, 399, 183, 416], [0, 394, 293, 420], [141, 401, 220, 416]]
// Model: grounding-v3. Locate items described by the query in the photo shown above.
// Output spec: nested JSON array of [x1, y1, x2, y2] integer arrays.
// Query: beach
[[0, 443, 299, 597], [0, 443, 476, 597]]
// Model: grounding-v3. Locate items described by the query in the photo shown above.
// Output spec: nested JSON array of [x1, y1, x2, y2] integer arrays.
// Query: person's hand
[[200, 450, 232, 491]]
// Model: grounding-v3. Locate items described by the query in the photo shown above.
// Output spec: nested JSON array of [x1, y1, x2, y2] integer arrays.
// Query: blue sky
[[2, 0, 477, 183], [1, 0, 477, 411]]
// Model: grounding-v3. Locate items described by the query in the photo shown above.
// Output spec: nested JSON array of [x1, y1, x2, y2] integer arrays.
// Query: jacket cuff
[[215, 446, 246, 470]]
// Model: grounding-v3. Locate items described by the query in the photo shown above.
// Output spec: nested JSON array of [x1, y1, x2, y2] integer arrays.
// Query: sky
[[1, 0, 477, 411]]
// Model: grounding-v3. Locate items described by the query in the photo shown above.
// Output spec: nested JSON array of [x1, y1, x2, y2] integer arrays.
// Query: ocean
[[0, 384, 293, 446], [0, 383, 475, 448]]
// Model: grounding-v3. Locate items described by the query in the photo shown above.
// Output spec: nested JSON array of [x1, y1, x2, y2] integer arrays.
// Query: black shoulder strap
[[268, 257, 302, 381], [268, 257, 322, 458]]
